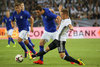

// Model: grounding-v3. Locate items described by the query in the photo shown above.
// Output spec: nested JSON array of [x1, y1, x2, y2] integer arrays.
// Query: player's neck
[[42, 9, 45, 15], [17, 10, 21, 14], [62, 16, 69, 20], [6, 15, 10, 18]]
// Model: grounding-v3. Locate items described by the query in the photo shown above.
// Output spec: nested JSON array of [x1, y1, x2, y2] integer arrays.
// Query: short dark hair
[[20, 1, 24, 4], [61, 9, 68, 15], [15, 2, 21, 7], [35, 5, 42, 11]]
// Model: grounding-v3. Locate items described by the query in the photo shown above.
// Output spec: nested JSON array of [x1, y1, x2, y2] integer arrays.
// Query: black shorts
[[48, 39, 66, 53]]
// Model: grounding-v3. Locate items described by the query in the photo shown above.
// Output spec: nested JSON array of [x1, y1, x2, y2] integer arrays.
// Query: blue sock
[[26, 43, 36, 54], [8, 37, 11, 45], [39, 46, 44, 61], [28, 37, 34, 47], [18, 41, 27, 52], [65, 49, 69, 56], [10, 37, 15, 44]]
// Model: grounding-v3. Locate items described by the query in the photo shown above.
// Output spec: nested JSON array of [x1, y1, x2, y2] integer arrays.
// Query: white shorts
[[19, 30, 28, 41], [41, 31, 57, 42], [7, 29, 13, 36]]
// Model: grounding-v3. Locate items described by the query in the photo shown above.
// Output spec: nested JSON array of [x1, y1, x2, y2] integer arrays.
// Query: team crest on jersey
[[9, 19, 11, 21], [20, 16, 23, 19], [45, 16, 47, 18]]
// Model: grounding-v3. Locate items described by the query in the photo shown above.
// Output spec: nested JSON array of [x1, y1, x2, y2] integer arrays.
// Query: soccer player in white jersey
[[31, 8, 85, 65]]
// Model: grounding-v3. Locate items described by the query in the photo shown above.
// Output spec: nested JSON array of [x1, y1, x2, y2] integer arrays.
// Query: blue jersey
[[2, 16, 13, 30], [12, 11, 31, 32], [42, 8, 57, 32]]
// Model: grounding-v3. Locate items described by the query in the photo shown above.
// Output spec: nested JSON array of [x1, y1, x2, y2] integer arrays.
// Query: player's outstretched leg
[[65, 49, 75, 64], [32, 40, 58, 64], [24, 40, 36, 53], [28, 37, 35, 55], [60, 53, 85, 65], [18, 37, 28, 58], [24, 40, 36, 59]]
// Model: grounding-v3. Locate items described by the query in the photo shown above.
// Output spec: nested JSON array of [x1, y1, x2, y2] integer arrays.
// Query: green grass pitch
[[0, 39, 100, 67]]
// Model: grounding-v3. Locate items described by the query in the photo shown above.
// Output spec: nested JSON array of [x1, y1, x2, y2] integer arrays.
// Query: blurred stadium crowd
[[0, 0, 100, 27]]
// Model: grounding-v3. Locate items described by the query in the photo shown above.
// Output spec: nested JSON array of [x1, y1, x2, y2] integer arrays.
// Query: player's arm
[[59, 4, 63, 16], [30, 16, 34, 32], [2, 17, 5, 27], [68, 24, 73, 30], [11, 21, 14, 28], [49, 9, 61, 25], [25, 11, 34, 32], [56, 16, 61, 30], [2, 22, 4, 27], [11, 13, 16, 28]]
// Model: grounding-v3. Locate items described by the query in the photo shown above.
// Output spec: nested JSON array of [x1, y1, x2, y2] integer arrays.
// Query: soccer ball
[[15, 54, 24, 63]]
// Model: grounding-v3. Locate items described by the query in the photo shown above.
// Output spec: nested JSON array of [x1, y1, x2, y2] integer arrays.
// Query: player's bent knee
[[45, 46, 50, 51], [59, 53, 65, 59], [24, 40, 29, 45], [18, 37, 22, 43], [39, 40, 46, 46]]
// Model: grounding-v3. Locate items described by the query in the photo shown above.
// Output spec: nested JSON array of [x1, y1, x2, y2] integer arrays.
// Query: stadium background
[[0, 0, 100, 67]]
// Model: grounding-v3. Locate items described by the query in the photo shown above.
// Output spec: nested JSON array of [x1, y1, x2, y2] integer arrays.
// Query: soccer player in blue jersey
[[20, 2, 35, 49], [20, 2, 35, 58], [11, 2, 36, 58], [33, 5, 72, 64], [2, 10, 16, 47]]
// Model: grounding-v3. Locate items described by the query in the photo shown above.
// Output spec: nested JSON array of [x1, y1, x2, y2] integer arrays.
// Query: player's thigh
[[41, 31, 51, 42], [57, 41, 66, 53], [19, 30, 28, 42], [48, 39, 58, 50]]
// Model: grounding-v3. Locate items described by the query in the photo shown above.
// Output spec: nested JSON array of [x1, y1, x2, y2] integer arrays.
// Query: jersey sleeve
[[64, 20, 72, 27], [25, 11, 31, 19], [46, 10, 57, 19]]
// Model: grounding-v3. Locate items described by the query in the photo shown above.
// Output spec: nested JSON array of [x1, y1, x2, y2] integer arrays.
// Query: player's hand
[[59, 4, 63, 11], [30, 28, 33, 33]]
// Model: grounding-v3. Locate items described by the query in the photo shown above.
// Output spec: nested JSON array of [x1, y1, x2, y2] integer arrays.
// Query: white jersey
[[56, 18, 72, 41]]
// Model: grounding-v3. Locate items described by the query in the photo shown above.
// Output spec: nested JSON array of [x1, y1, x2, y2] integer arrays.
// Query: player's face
[[15, 5, 21, 13], [61, 12, 64, 19], [6, 11, 10, 17], [21, 3, 24, 10], [35, 10, 42, 16]]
